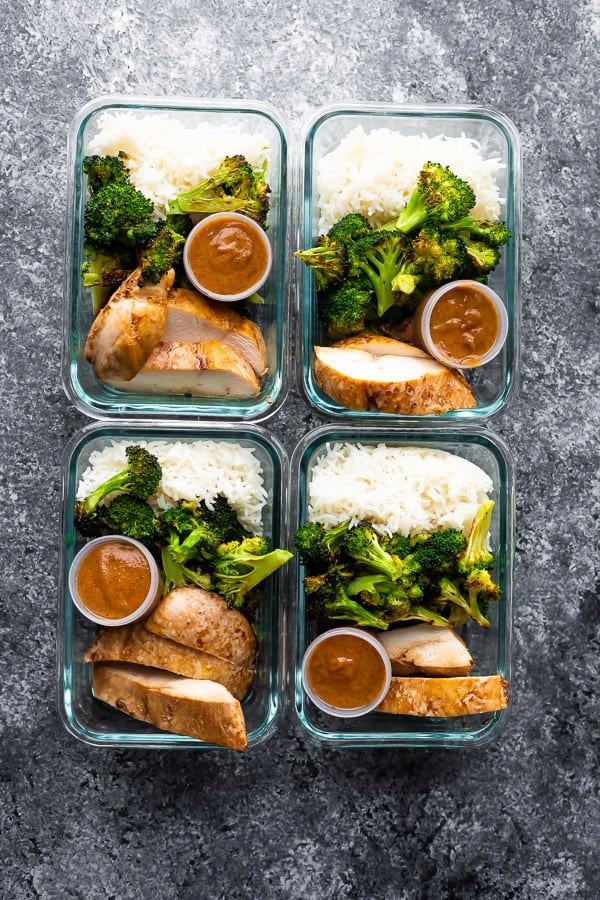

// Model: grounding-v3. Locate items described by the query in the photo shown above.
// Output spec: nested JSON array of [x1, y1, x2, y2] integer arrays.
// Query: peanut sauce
[[186, 214, 269, 296], [76, 540, 151, 620], [428, 283, 500, 367], [306, 632, 388, 710]]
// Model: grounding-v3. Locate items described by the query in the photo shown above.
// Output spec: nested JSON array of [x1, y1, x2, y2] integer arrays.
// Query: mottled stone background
[[1, 0, 598, 897]]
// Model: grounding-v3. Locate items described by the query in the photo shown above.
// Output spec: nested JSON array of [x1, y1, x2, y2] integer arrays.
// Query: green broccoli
[[140, 225, 186, 283], [99, 494, 161, 544], [84, 180, 158, 250], [81, 246, 136, 313], [75, 445, 162, 519], [160, 502, 223, 564], [342, 524, 404, 580], [457, 500, 495, 574], [294, 520, 351, 573], [212, 538, 292, 608], [385, 162, 476, 234], [169, 155, 271, 228], [461, 237, 501, 276], [83, 152, 130, 192], [198, 495, 252, 544], [381, 532, 412, 559], [306, 573, 389, 630], [351, 230, 409, 317], [295, 214, 373, 292], [463, 568, 501, 628], [317, 279, 375, 340], [160, 547, 212, 595], [410, 528, 467, 574], [446, 216, 511, 247]]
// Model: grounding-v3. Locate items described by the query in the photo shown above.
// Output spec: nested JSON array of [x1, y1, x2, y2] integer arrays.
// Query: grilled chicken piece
[[376, 675, 508, 717], [145, 586, 258, 669], [162, 288, 267, 376], [332, 334, 428, 358], [105, 340, 261, 397], [313, 344, 476, 415], [84, 267, 174, 382], [85, 623, 255, 701], [377, 624, 474, 676], [92, 662, 248, 750]]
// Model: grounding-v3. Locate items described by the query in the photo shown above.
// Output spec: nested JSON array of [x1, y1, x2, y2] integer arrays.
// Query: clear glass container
[[298, 103, 522, 421], [63, 96, 290, 422], [289, 424, 515, 748], [58, 421, 289, 749]]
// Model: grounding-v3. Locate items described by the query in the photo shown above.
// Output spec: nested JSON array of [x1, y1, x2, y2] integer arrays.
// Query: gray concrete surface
[[1, 0, 598, 897]]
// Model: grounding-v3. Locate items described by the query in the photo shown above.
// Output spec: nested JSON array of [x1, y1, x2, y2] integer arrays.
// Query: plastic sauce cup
[[183, 211, 272, 302], [413, 279, 509, 369], [68, 535, 163, 627], [301, 627, 392, 718]]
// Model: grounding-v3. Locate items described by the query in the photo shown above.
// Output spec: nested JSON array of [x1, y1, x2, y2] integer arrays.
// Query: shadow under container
[[290, 424, 515, 749], [58, 421, 289, 750], [299, 103, 522, 421], [63, 95, 290, 423]]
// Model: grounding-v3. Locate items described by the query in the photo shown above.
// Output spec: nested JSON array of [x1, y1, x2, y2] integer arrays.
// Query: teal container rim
[[297, 102, 522, 423], [288, 422, 515, 749], [62, 94, 292, 424], [57, 418, 290, 750]]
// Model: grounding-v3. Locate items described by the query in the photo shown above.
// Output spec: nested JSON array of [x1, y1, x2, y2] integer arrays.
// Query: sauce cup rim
[[68, 535, 162, 627], [182, 211, 272, 302], [301, 626, 392, 718]]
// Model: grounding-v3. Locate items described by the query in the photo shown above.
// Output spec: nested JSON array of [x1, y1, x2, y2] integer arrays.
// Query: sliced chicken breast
[[376, 675, 509, 717], [313, 345, 476, 415], [105, 340, 261, 397], [145, 586, 258, 669], [92, 662, 248, 750], [332, 334, 429, 358], [85, 267, 174, 382], [163, 288, 267, 376], [376, 624, 474, 676], [85, 623, 255, 701]]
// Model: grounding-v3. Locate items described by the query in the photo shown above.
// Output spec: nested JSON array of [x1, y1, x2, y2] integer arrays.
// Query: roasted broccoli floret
[[198, 495, 252, 544], [317, 279, 375, 340], [99, 494, 161, 544], [385, 162, 476, 234], [294, 520, 351, 573], [81, 246, 136, 313], [83, 152, 130, 192], [446, 216, 511, 247], [461, 237, 501, 276], [169, 155, 271, 228], [458, 500, 495, 574], [295, 214, 373, 292], [75, 446, 162, 519], [160, 547, 212, 595], [84, 180, 158, 250], [351, 230, 409, 317], [212, 538, 292, 608], [464, 567, 501, 628], [410, 528, 468, 574], [342, 524, 404, 580], [381, 532, 412, 559], [160, 502, 223, 564], [140, 225, 186, 283], [306, 573, 389, 630]]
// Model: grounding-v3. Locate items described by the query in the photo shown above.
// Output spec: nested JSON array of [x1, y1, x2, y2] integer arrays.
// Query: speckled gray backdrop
[[1, 0, 598, 898]]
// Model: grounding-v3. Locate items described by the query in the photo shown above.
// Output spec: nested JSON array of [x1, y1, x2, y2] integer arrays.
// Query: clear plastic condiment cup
[[301, 627, 392, 718], [413, 279, 509, 369], [68, 535, 163, 627], [183, 211, 272, 302]]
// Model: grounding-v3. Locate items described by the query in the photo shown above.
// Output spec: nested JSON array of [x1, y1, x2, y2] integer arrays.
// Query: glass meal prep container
[[58, 421, 289, 750], [289, 424, 515, 749], [63, 96, 290, 422], [298, 103, 522, 421]]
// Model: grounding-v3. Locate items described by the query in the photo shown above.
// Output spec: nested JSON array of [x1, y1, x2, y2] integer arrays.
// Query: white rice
[[307, 443, 493, 537], [76, 440, 267, 534], [87, 112, 271, 216], [316, 127, 505, 233]]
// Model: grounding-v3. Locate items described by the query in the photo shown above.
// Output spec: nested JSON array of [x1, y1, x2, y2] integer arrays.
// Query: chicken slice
[[145, 586, 258, 669], [163, 288, 267, 376], [313, 344, 476, 415], [105, 340, 261, 398], [85, 267, 174, 382], [376, 624, 474, 676]]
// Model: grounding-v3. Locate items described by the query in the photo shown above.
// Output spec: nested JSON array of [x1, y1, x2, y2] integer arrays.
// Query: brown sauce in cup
[[186, 215, 268, 296], [429, 284, 499, 367], [306, 632, 388, 710], [76, 540, 151, 620]]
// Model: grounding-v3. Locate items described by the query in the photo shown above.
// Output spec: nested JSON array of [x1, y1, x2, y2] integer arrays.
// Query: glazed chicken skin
[[84, 267, 174, 382]]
